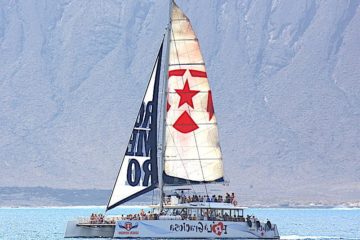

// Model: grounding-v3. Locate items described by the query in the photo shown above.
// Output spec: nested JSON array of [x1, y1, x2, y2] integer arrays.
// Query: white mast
[[159, 0, 173, 212]]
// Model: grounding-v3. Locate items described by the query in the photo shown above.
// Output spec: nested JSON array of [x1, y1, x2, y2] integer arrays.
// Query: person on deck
[[180, 190, 185, 203], [230, 192, 235, 203], [140, 209, 146, 220]]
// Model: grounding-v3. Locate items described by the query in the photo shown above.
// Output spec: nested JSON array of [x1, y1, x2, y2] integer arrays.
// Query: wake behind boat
[[65, 1, 280, 239]]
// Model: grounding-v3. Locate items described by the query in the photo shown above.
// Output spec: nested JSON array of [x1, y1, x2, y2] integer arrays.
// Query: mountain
[[0, 0, 359, 206]]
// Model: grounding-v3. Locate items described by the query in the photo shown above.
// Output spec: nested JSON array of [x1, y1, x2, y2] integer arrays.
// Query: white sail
[[106, 43, 163, 211], [163, 2, 224, 184]]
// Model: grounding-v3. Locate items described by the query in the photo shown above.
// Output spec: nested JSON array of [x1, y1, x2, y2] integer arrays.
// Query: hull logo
[[119, 222, 138, 231]]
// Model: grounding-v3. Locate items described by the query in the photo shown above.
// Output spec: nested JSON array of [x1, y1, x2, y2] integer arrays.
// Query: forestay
[[163, 2, 224, 185]]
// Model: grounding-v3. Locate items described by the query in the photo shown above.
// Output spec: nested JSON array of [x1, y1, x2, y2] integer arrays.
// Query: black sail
[[106, 42, 163, 211]]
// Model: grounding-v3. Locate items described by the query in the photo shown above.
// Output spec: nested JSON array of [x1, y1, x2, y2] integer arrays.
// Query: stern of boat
[[254, 221, 280, 239], [273, 223, 280, 239], [64, 220, 115, 238]]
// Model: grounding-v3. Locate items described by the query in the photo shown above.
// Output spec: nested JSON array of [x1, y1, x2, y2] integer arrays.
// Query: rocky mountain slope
[[0, 0, 359, 205]]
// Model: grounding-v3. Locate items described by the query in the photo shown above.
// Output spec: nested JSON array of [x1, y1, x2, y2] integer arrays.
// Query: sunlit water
[[0, 207, 359, 239]]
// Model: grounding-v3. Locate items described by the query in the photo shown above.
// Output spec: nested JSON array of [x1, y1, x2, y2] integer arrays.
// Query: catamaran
[[65, 1, 280, 239]]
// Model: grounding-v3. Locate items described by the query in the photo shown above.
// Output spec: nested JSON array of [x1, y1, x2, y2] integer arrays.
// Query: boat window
[[215, 209, 223, 220], [190, 208, 197, 216], [200, 209, 210, 220], [230, 209, 238, 217], [201, 209, 208, 216], [223, 209, 230, 221], [163, 209, 169, 215], [208, 209, 216, 220], [172, 209, 181, 215]]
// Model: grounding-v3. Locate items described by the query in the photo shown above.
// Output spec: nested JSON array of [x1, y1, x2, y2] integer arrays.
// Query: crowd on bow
[[119, 209, 159, 221], [88, 209, 159, 224], [89, 213, 107, 224], [176, 192, 237, 205]]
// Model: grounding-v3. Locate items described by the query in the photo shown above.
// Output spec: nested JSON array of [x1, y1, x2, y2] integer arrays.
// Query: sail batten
[[163, 2, 224, 185]]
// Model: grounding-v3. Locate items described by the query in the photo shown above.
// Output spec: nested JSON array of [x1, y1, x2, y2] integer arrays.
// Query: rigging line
[[170, 22, 199, 193], [167, 28, 196, 192], [170, 24, 193, 188], [175, 18, 210, 197], [161, 3, 195, 197], [165, 127, 196, 194], [152, 189, 155, 205], [166, 30, 196, 192], [174, 28, 209, 200], [171, 17, 208, 199]]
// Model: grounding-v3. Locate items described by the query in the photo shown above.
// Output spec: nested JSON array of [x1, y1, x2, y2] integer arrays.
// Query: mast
[[159, 0, 173, 212]]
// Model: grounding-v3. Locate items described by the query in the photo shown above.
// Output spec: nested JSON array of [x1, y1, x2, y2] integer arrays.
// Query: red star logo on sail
[[175, 80, 199, 108]]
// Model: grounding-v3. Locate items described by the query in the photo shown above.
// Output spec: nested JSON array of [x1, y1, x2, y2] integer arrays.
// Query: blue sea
[[0, 207, 359, 240]]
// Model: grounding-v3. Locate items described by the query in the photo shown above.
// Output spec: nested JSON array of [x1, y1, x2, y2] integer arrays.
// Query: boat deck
[[77, 223, 115, 227]]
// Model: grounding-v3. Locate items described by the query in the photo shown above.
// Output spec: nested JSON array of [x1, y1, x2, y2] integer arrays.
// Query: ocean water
[[0, 207, 359, 240]]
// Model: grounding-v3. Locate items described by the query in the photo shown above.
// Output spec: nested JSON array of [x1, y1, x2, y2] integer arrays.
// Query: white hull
[[65, 219, 279, 239]]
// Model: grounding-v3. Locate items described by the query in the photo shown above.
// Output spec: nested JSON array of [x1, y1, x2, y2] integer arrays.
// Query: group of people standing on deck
[[88, 210, 159, 224], [119, 210, 159, 221], [178, 191, 237, 205], [89, 213, 105, 224], [246, 215, 273, 231]]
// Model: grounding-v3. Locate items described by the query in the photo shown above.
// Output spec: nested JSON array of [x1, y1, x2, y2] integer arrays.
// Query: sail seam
[[167, 91, 212, 93], [170, 38, 198, 41], [169, 63, 205, 66], [166, 123, 217, 126]]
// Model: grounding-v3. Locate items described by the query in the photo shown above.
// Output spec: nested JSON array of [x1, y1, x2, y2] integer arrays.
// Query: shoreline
[[1, 205, 359, 209], [1, 186, 359, 209]]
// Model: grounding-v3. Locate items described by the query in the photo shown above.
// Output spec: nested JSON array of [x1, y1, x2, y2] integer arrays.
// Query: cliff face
[[0, 0, 359, 205]]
